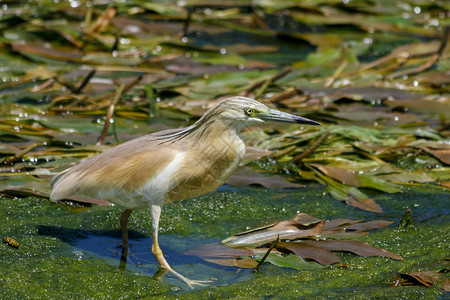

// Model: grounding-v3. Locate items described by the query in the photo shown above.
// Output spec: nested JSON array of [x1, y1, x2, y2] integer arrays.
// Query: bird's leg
[[119, 243, 128, 271], [150, 204, 210, 288], [118, 209, 132, 271], [120, 209, 132, 248]]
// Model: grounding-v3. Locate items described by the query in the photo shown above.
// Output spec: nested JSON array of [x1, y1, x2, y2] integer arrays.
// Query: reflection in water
[[118, 243, 169, 280], [152, 267, 169, 281], [119, 245, 128, 271]]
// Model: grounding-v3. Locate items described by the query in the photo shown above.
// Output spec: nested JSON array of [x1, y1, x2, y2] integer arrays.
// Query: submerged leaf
[[184, 243, 256, 257], [203, 257, 258, 269]]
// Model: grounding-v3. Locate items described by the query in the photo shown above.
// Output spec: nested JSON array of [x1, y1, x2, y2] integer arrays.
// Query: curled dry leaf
[[222, 213, 323, 247], [393, 270, 450, 291]]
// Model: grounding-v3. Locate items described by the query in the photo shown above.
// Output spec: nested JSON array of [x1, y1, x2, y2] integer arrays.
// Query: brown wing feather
[[50, 133, 180, 201]]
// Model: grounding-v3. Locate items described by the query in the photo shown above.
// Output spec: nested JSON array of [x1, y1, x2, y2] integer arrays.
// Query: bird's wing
[[50, 134, 180, 202]]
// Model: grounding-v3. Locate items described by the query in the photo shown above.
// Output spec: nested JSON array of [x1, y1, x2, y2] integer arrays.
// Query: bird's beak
[[259, 109, 322, 125]]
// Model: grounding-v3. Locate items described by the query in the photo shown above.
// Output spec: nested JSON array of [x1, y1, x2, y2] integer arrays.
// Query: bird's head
[[204, 96, 321, 129]]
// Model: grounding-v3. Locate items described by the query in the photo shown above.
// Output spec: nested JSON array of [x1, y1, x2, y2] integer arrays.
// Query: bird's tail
[[50, 167, 78, 202]]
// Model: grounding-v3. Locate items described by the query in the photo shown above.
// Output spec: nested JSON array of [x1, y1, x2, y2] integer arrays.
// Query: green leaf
[[254, 253, 322, 271], [359, 175, 402, 193]]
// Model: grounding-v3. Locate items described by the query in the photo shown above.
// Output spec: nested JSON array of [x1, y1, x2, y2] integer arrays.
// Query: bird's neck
[[187, 118, 246, 182], [185, 118, 244, 149], [177, 118, 245, 170]]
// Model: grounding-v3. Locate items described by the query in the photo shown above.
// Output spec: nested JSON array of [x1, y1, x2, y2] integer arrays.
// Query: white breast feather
[[140, 151, 186, 205]]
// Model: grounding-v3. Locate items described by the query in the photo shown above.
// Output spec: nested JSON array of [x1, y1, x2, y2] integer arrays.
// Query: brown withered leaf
[[11, 42, 83, 62], [320, 230, 368, 240], [277, 241, 342, 266], [419, 148, 450, 165], [394, 270, 450, 291], [305, 240, 403, 261], [322, 218, 363, 231], [345, 220, 394, 231], [166, 63, 242, 75], [292, 213, 323, 226], [346, 194, 383, 213], [310, 163, 361, 186], [440, 182, 450, 189], [320, 219, 393, 238]]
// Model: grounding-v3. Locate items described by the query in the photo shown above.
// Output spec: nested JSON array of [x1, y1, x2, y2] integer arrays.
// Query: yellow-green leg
[[150, 204, 210, 288]]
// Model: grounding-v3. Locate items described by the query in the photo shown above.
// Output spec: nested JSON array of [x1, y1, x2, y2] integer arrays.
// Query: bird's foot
[[153, 266, 213, 289], [181, 278, 212, 289]]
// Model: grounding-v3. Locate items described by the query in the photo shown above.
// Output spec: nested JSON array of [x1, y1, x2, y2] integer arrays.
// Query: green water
[[1, 185, 448, 298]]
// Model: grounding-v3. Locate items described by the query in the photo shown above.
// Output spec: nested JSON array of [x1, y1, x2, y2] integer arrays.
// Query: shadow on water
[[36, 225, 230, 286], [37, 225, 146, 244]]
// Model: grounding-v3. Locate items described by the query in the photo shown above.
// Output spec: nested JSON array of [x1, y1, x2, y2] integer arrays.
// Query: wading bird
[[50, 96, 321, 287]]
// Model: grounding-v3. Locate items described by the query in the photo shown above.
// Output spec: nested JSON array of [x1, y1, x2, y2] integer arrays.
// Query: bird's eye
[[245, 108, 254, 115]]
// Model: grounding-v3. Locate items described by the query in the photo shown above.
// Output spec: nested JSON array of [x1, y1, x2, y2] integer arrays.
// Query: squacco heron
[[50, 96, 321, 287]]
